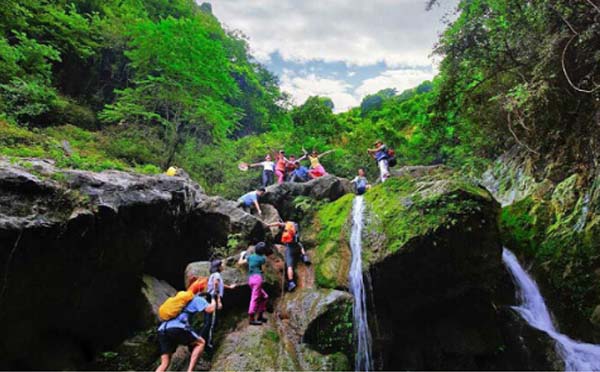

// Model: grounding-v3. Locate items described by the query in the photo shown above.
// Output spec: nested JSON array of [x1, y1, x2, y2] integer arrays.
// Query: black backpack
[[387, 149, 397, 167]]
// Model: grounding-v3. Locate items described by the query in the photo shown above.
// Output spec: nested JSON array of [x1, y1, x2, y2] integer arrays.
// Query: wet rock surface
[[260, 175, 353, 219], [0, 158, 265, 369]]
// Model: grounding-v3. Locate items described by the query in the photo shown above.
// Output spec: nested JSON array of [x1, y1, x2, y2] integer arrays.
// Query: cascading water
[[349, 195, 374, 371], [502, 248, 600, 371]]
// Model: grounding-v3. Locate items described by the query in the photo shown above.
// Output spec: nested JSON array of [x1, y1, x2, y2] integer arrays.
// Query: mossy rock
[[310, 193, 354, 288]]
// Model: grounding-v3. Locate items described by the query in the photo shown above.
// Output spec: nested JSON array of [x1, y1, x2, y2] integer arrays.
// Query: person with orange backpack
[[268, 220, 310, 292], [156, 291, 216, 372]]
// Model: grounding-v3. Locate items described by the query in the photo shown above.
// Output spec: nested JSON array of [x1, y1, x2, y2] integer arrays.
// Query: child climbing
[[274, 150, 288, 184], [238, 242, 269, 325], [351, 168, 371, 195], [307, 148, 334, 179], [267, 220, 310, 292], [247, 154, 275, 187], [200, 259, 237, 350], [156, 294, 216, 372], [367, 140, 390, 182], [236, 188, 265, 215]]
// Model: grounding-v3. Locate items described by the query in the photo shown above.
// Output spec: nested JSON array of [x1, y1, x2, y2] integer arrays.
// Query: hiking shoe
[[258, 316, 268, 323], [302, 254, 311, 265], [287, 281, 297, 292], [249, 320, 262, 326]]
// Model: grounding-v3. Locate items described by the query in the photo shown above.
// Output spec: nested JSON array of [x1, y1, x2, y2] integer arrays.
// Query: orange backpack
[[281, 221, 297, 244], [187, 276, 209, 294]]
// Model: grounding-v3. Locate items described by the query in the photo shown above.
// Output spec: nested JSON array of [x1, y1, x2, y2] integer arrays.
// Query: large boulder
[[0, 157, 265, 370], [308, 166, 559, 369], [260, 175, 353, 219]]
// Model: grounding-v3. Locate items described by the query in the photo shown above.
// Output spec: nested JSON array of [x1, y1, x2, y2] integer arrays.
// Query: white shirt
[[261, 161, 275, 171]]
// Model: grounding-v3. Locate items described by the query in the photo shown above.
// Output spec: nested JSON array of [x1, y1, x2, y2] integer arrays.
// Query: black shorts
[[158, 328, 201, 355], [285, 243, 299, 268]]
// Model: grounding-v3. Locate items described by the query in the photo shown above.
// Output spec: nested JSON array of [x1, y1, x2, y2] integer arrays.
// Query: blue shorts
[[285, 243, 299, 268]]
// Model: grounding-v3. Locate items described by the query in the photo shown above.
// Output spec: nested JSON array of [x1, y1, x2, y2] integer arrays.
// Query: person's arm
[[317, 149, 334, 159], [238, 251, 248, 265], [297, 153, 307, 162], [267, 221, 284, 228], [224, 283, 236, 289], [254, 200, 262, 215], [249, 161, 263, 168], [214, 278, 223, 309], [204, 297, 217, 314]]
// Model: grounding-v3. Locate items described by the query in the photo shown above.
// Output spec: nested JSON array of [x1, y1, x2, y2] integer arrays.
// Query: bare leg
[[187, 339, 205, 372], [156, 354, 170, 372], [287, 266, 294, 281]]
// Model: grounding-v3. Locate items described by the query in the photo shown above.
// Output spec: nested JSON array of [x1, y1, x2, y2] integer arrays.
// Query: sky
[[210, 0, 458, 112]]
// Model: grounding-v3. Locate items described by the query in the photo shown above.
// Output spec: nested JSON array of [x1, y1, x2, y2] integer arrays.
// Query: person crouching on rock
[[238, 242, 269, 325], [268, 220, 310, 292], [156, 294, 216, 372], [236, 188, 265, 216], [351, 168, 371, 195], [200, 259, 237, 351]]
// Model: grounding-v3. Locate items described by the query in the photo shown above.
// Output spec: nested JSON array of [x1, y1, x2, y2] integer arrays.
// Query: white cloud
[[355, 69, 435, 97], [280, 72, 359, 112], [211, 0, 456, 67]]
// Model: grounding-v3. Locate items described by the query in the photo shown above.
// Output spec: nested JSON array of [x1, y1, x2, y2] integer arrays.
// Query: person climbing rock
[[290, 161, 310, 183], [367, 140, 390, 182], [237, 188, 265, 215], [248, 154, 275, 187], [268, 220, 310, 292], [200, 259, 236, 350], [274, 150, 288, 184], [238, 242, 269, 325], [156, 294, 216, 372], [307, 149, 333, 179], [351, 168, 371, 195]]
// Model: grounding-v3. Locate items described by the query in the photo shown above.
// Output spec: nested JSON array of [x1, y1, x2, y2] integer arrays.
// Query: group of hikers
[[242, 148, 335, 187], [157, 140, 394, 371]]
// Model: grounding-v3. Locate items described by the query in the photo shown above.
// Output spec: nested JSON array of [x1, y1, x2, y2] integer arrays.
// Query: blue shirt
[[375, 145, 388, 161], [352, 176, 368, 189], [239, 191, 258, 206], [248, 254, 266, 276], [207, 272, 224, 298], [157, 296, 209, 334], [294, 166, 309, 179]]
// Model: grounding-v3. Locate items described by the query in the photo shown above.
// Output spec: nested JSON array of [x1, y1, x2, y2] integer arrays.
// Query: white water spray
[[349, 195, 374, 371], [502, 248, 600, 371]]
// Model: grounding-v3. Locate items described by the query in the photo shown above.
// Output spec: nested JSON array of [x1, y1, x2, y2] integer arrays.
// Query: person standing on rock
[[268, 220, 310, 292], [201, 259, 237, 351], [274, 150, 289, 184], [238, 242, 269, 325], [351, 168, 371, 195], [156, 295, 216, 372], [307, 149, 333, 179], [237, 188, 265, 215], [368, 140, 390, 182], [248, 154, 275, 187]]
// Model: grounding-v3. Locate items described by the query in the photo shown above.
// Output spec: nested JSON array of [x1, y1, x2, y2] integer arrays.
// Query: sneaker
[[249, 320, 262, 326], [258, 316, 268, 323], [287, 281, 297, 292], [302, 254, 311, 265]]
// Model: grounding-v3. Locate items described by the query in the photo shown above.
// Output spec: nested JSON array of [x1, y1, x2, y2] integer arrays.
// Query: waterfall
[[502, 248, 600, 371], [349, 195, 374, 371]]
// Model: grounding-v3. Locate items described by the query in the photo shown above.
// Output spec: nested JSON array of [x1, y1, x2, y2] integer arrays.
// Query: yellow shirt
[[309, 155, 320, 168]]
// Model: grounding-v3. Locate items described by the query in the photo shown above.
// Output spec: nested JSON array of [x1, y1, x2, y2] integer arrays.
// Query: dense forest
[[1, 0, 600, 370], [2, 0, 597, 197]]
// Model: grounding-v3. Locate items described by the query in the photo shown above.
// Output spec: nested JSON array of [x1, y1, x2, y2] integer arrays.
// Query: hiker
[[267, 220, 310, 292], [367, 140, 390, 182], [351, 168, 370, 195], [201, 259, 237, 350], [307, 149, 334, 179], [248, 154, 275, 187], [237, 188, 265, 215], [238, 242, 269, 325], [290, 161, 310, 183], [156, 294, 216, 372], [285, 155, 297, 181], [274, 150, 288, 184]]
